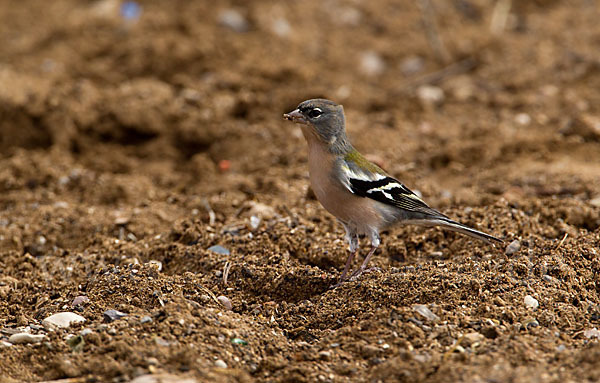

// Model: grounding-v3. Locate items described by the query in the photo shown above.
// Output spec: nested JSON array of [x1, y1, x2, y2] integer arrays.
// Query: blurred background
[[1, 0, 600, 381], [1, 0, 599, 210]]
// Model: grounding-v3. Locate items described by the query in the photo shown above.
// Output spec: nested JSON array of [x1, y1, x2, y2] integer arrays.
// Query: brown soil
[[1, 0, 600, 382]]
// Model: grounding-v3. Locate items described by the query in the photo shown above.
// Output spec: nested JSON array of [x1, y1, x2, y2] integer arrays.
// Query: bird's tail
[[409, 217, 503, 245]]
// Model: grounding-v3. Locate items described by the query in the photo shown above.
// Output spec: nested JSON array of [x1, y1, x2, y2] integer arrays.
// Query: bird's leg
[[339, 248, 357, 283], [350, 232, 380, 281], [336, 225, 359, 284]]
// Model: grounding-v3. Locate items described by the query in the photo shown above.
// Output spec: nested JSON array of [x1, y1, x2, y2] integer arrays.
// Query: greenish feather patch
[[344, 149, 385, 174]]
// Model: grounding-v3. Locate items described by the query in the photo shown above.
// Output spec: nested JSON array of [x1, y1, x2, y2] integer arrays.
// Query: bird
[[283, 98, 503, 285]]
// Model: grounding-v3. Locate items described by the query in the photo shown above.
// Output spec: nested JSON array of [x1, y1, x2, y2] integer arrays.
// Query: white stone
[[215, 359, 228, 368], [524, 295, 539, 309], [43, 312, 86, 330], [219, 9, 248, 33], [417, 85, 444, 106], [8, 333, 46, 344], [359, 51, 385, 77]]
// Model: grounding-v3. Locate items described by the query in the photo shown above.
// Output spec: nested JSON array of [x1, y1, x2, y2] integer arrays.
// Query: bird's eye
[[308, 108, 323, 118]]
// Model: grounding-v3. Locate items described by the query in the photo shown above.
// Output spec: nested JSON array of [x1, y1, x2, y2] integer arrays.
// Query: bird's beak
[[283, 109, 308, 124]]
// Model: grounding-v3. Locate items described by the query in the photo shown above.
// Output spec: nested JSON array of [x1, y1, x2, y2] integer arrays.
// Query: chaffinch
[[284, 98, 502, 285]]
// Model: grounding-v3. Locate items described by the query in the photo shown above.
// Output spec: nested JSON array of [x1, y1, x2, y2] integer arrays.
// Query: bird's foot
[[349, 267, 381, 282]]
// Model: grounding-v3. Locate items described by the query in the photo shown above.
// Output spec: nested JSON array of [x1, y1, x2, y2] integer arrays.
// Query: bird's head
[[284, 99, 347, 146]]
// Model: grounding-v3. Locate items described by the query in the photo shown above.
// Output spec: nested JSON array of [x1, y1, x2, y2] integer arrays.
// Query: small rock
[[460, 332, 484, 346], [416, 85, 444, 107], [493, 296, 506, 306], [413, 304, 439, 321], [542, 275, 554, 283], [8, 333, 45, 344], [515, 113, 531, 126], [0, 340, 12, 347], [43, 312, 86, 330], [215, 359, 228, 368], [359, 51, 385, 77], [334, 6, 362, 26], [271, 18, 291, 38], [318, 350, 332, 361], [80, 328, 93, 336], [505, 239, 521, 255], [217, 296, 233, 311], [360, 344, 380, 358], [121, 1, 141, 22], [584, 328, 600, 339], [400, 55, 424, 76], [141, 316, 153, 324], [590, 196, 600, 207], [248, 201, 278, 219], [103, 309, 128, 322], [148, 260, 162, 271], [208, 245, 230, 255], [131, 374, 198, 383], [249, 216, 261, 230], [524, 295, 539, 309], [72, 296, 89, 307], [219, 9, 248, 33], [524, 318, 539, 329]]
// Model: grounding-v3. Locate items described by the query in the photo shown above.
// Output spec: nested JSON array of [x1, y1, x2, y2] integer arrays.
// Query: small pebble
[[515, 113, 531, 126], [524, 295, 539, 309], [148, 260, 162, 271], [524, 318, 539, 329], [359, 51, 385, 77], [584, 328, 600, 339], [140, 316, 153, 324], [542, 275, 554, 283], [319, 350, 332, 361], [72, 296, 89, 307], [505, 240, 521, 255], [219, 9, 248, 33], [43, 312, 86, 330], [121, 1, 141, 22], [80, 328, 93, 336], [413, 304, 439, 321], [214, 359, 228, 368], [249, 216, 261, 230], [8, 333, 46, 344], [208, 245, 230, 256], [417, 85, 444, 107], [461, 332, 484, 346], [271, 18, 291, 38], [217, 296, 233, 311], [400, 55, 425, 76], [104, 309, 128, 322]]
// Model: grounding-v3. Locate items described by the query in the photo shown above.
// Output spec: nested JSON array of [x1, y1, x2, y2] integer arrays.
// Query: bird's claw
[[349, 266, 381, 281]]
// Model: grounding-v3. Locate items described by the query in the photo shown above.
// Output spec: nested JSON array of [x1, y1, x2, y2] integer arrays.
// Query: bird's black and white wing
[[339, 156, 503, 244], [340, 158, 445, 217]]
